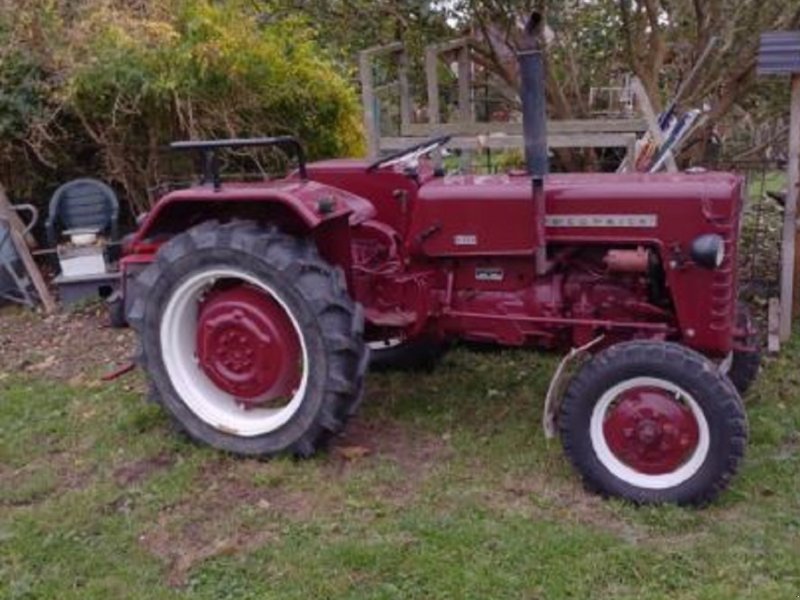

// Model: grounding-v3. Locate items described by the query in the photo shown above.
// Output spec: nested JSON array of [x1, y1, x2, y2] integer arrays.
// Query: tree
[[452, 0, 800, 162], [256, 0, 452, 61]]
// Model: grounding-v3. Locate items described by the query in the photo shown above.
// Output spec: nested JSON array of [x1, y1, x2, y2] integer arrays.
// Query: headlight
[[690, 234, 725, 269]]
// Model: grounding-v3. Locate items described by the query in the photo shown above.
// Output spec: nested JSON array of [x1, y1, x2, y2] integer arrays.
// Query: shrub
[[0, 0, 364, 215]]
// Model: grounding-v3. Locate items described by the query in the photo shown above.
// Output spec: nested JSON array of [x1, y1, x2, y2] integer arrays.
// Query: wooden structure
[[358, 40, 668, 172], [758, 31, 800, 343], [0, 185, 56, 314]]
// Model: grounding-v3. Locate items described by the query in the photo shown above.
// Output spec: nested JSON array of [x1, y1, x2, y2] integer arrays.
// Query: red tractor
[[121, 15, 758, 505]]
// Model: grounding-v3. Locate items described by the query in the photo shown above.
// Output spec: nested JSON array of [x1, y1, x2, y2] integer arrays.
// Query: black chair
[[45, 178, 119, 248]]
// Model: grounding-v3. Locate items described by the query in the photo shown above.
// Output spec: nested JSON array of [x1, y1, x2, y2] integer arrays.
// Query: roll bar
[[170, 136, 308, 190]]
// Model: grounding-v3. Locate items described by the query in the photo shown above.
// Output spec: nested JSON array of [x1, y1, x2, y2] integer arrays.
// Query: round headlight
[[690, 234, 725, 269]]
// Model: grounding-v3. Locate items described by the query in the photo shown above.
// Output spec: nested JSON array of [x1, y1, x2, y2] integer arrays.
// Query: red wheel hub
[[196, 284, 302, 405], [603, 386, 699, 474]]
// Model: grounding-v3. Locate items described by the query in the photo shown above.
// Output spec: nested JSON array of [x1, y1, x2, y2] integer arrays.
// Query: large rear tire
[[127, 221, 367, 457], [559, 341, 747, 506]]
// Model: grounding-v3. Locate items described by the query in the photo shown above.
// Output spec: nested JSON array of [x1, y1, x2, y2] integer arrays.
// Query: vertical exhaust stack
[[516, 11, 548, 273], [517, 11, 549, 179]]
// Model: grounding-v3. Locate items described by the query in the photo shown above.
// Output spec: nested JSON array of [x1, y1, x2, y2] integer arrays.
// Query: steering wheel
[[366, 135, 451, 172]]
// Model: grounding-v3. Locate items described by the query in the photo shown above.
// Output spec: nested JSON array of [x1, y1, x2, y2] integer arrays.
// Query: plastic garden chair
[[45, 178, 119, 248]]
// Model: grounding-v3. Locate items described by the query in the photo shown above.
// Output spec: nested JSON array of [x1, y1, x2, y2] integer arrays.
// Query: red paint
[[196, 285, 301, 403], [131, 179, 375, 244], [412, 174, 541, 255], [125, 157, 744, 359], [602, 386, 700, 475]]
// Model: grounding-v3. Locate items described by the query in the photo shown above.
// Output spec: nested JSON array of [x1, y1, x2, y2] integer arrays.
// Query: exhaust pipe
[[516, 12, 548, 274], [517, 12, 549, 179]]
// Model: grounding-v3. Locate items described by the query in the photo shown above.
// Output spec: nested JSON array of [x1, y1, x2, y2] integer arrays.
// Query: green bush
[[0, 0, 364, 214]]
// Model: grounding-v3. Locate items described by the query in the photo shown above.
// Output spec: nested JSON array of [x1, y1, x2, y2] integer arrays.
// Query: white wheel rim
[[589, 376, 710, 490], [159, 268, 309, 437]]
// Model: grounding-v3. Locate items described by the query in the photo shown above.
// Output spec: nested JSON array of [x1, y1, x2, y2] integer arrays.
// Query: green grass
[[2, 338, 800, 599]]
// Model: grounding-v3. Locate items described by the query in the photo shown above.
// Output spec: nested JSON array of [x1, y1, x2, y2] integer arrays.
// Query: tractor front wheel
[[559, 341, 747, 505], [127, 221, 368, 457]]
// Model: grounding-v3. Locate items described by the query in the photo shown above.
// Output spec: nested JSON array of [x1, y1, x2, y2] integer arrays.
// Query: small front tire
[[559, 341, 747, 506]]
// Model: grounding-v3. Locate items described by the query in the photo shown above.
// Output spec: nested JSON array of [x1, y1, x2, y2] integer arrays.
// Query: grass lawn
[[1, 333, 799, 599]]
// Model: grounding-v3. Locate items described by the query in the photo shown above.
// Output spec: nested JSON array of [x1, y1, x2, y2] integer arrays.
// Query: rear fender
[[127, 189, 364, 287], [133, 186, 357, 239]]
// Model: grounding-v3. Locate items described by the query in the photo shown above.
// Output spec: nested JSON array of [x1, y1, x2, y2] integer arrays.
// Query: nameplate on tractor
[[545, 214, 658, 228], [475, 267, 504, 282]]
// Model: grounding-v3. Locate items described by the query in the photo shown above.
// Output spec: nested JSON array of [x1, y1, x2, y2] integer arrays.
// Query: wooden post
[[398, 50, 412, 135], [425, 46, 443, 167], [780, 74, 800, 341], [359, 50, 379, 158], [617, 135, 638, 173], [0, 185, 56, 314], [8, 228, 56, 314], [457, 45, 473, 124], [425, 46, 440, 130], [0, 186, 36, 248], [457, 44, 473, 172]]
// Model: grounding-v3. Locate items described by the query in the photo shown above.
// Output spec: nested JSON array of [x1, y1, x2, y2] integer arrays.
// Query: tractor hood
[[412, 170, 743, 260], [420, 171, 739, 204], [418, 171, 743, 225]]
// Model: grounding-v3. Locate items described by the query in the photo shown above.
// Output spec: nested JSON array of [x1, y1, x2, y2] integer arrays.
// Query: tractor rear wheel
[[559, 341, 747, 506], [127, 221, 368, 457]]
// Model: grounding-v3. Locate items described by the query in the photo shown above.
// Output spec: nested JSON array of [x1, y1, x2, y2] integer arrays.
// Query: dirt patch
[[140, 509, 277, 588], [114, 453, 175, 487], [330, 417, 449, 476], [139, 421, 450, 587], [138, 458, 301, 587], [479, 468, 650, 543], [483, 469, 724, 550], [0, 303, 135, 382], [0, 451, 95, 506]]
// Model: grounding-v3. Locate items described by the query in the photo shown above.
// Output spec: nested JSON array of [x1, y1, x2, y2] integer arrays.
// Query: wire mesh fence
[[714, 160, 787, 339], [723, 161, 785, 297]]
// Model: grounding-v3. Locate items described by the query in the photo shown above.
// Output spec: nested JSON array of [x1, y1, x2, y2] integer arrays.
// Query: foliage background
[[271, 0, 798, 168], [0, 0, 364, 215], [1, 0, 799, 216]]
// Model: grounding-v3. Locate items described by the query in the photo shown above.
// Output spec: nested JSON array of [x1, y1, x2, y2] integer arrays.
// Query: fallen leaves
[[334, 445, 372, 461], [0, 304, 135, 383]]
